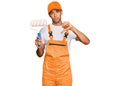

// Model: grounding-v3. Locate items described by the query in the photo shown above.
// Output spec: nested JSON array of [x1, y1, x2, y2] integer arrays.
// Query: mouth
[[54, 18, 59, 20]]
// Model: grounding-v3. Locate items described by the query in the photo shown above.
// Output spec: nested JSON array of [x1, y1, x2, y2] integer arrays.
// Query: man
[[35, 1, 90, 86]]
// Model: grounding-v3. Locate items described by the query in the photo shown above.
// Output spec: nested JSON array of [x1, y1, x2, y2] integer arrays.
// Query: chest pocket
[[46, 40, 69, 58]]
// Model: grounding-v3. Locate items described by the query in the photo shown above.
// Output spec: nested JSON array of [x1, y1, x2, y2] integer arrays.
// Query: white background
[[0, 0, 120, 86]]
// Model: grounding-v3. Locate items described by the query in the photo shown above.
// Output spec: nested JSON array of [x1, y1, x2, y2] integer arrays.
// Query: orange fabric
[[48, 1, 62, 13], [48, 24, 53, 40], [42, 25, 72, 86], [43, 78, 72, 86]]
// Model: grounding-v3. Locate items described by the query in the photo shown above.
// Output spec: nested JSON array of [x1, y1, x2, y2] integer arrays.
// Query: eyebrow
[[49, 9, 62, 14]]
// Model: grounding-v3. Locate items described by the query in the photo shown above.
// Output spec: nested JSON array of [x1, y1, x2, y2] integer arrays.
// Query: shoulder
[[40, 26, 48, 33], [40, 26, 49, 39]]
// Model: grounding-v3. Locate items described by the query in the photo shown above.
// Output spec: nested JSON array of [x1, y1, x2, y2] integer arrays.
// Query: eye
[[56, 10, 60, 13], [49, 11, 53, 15]]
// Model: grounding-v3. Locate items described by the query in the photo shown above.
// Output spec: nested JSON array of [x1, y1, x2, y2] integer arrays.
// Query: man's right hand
[[35, 37, 45, 57], [35, 37, 44, 48]]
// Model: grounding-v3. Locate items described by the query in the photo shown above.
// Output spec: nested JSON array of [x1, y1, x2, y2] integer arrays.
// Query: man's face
[[49, 9, 62, 24]]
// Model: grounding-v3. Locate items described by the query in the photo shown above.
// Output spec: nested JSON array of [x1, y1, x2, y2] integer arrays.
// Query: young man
[[35, 1, 90, 86]]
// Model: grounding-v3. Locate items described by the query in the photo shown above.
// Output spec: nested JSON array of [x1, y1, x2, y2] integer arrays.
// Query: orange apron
[[42, 25, 72, 86]]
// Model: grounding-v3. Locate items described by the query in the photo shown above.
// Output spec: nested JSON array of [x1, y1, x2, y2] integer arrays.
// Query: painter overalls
[[42, 25, 72, 86]]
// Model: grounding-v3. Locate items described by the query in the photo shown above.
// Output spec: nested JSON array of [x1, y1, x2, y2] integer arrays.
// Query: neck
[[52, 21, 62, 26]]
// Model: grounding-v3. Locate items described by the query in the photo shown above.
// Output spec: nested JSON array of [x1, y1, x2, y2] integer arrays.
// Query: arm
[[35, 38, 45, 57], [62, 21, 90, 45], [71, 26, 90, 45]]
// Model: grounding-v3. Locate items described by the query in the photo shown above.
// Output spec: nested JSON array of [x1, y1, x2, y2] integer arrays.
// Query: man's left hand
[[61, 21, 73, 33]]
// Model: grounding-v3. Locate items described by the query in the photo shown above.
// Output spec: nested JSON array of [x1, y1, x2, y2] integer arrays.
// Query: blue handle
[[37, 32, 41, 38], [37, 32, 41, 48]]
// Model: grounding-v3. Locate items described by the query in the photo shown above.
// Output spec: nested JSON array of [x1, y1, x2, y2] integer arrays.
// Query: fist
[[35, 37, 43, 48], [61, 21, 73, 33]]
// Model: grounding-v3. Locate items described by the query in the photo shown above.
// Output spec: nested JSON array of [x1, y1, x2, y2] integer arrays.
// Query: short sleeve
[[39, 26, 49, 45], [67, 30, 77, 40], [66, 30, 77, 50]]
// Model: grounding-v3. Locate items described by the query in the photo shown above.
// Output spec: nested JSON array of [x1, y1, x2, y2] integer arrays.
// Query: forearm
[[62, 21, 90, 44], [71, 26, 90, 45], [36, 44, 45, 57]]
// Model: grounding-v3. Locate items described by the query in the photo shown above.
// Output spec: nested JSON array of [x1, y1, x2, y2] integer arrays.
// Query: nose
[[54, 12, 57, 17]]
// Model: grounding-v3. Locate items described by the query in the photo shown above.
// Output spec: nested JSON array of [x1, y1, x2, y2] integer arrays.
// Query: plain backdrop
[[0, 0, 120, 86]]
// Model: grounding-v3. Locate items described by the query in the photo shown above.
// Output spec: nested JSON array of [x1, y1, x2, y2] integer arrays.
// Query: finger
[[35, 39, 42, 42], [63, 21, 70, 25], [35, 41, 42, 46], [38, 39, 42, 42], [35, 41, 38, 45], [62, 23, 69, 28], [61, 29, 66, 33]]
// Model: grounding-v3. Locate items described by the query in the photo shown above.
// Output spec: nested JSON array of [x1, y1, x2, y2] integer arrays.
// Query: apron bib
[[42, 25, 72, 86]]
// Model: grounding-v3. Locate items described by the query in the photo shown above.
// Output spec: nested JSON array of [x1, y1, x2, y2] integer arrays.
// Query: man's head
[[48, 1, 63, 24]]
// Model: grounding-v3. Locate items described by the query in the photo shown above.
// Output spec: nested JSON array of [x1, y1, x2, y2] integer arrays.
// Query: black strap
[[64, 32, 69, 38], [49, 31, 53, 37]]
